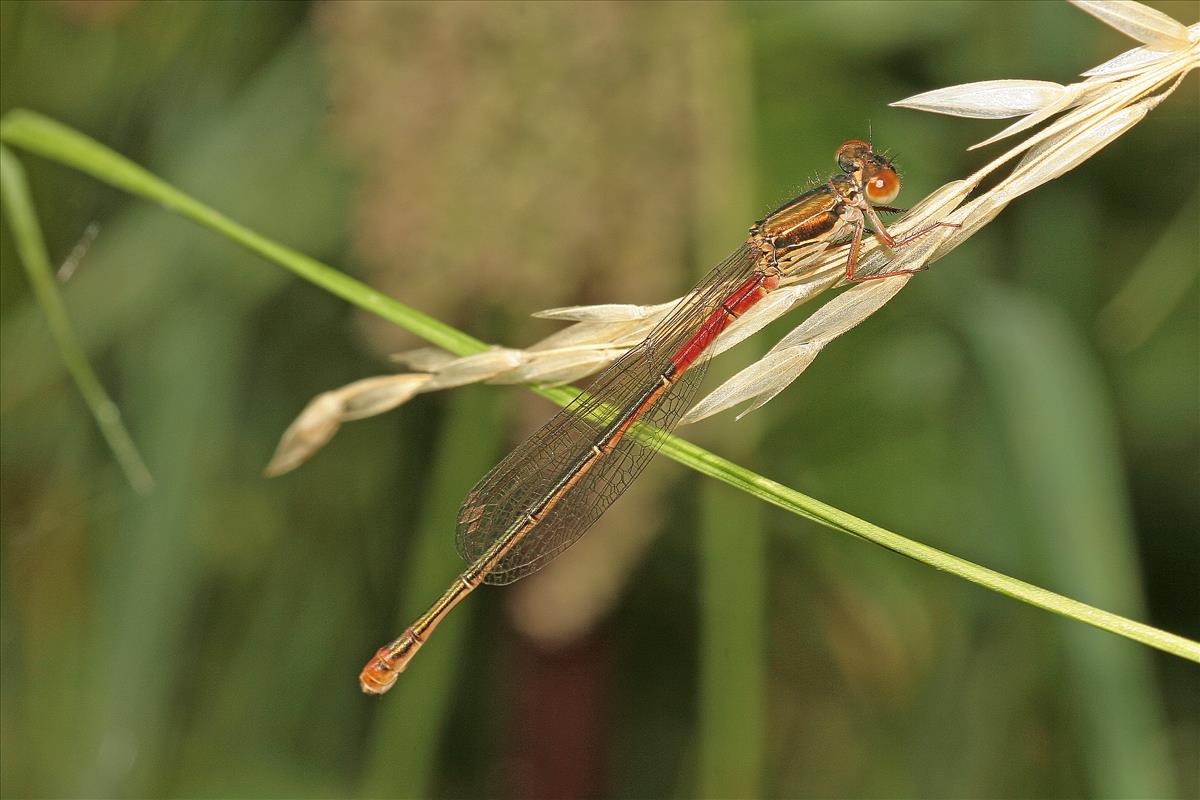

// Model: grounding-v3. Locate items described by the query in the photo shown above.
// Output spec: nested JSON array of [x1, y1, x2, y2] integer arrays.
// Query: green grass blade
[[0, 109, 482, 359], [2, 109, 1196, 667], [0, 144, 154, 494], [659, 431, 1199, 662], [1, 31, 350, 412]]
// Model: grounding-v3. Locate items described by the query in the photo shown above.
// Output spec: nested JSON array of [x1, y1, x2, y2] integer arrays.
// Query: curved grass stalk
[[2, 108, 1196, 664], [0, 144, 154, 494]]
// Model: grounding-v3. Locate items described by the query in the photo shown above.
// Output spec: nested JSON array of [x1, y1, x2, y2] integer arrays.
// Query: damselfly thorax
[[749, 139, 918, 281]]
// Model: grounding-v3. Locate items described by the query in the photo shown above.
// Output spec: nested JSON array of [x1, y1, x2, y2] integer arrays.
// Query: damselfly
[[361, 139, 954, 694]]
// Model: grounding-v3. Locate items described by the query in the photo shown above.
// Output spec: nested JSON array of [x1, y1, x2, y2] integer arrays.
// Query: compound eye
[[866, 168, 900, 205]]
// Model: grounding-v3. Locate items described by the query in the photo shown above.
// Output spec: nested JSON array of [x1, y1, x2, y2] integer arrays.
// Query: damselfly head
[[836, 140, 901, 206], [836, 139, 872, 173]]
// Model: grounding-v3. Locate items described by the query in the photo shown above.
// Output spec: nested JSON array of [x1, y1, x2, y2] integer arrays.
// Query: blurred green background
[[2, 1, 1197, 798]]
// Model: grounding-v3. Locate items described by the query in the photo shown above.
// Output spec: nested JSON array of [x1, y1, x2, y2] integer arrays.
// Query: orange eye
[[866, 168, 900, 205]]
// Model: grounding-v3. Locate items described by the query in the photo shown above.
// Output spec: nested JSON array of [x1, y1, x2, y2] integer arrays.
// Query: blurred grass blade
[[2, 110, 1197, 667], [1097, 190, 1199, 351], [690, 13, 765, 798], [0, 144, 154, 494], [698, 485, 766, 796], [360, 387, 507, 798], [961, 283, 1175, 796], [82, 305, 238, 796]]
